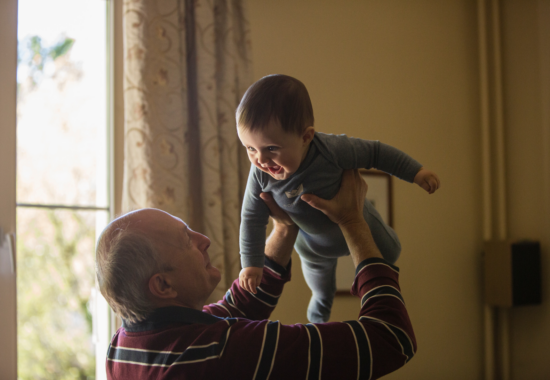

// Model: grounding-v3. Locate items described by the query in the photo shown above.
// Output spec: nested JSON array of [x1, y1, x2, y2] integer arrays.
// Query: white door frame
[[0, 0, 18, 378]]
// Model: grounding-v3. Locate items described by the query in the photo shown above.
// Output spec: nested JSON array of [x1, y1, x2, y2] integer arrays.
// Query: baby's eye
[[247, 146, 256, 152], [267, 146, 278, 152]]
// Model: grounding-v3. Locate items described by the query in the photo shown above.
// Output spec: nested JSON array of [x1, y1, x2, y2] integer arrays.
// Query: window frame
[[0, 0, 18, 377], [0, 0, 124, 377]]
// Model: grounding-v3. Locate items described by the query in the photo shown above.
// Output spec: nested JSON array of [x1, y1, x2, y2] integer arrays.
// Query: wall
[[248, 1, 484, 378], [502, 1, 550, 379]]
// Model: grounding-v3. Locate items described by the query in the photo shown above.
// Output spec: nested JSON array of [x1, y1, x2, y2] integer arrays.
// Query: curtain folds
[[122, 0, 252, 300]]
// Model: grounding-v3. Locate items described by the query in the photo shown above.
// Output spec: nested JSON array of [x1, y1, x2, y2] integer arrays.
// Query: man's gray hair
[[95, 224, 170, 323]]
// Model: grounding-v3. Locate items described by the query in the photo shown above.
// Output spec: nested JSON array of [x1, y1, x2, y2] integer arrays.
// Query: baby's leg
[[300, 257, 338, 323], [363, 200, 401, 264]]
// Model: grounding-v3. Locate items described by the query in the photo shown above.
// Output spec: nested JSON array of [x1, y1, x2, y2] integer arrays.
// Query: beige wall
[[502, 1, 550, 379], [107, 0, 550, 377], [248, 0, 546, 378]]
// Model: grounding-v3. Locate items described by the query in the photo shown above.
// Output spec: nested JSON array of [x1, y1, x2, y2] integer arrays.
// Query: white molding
[[0, 0, 18, 377]]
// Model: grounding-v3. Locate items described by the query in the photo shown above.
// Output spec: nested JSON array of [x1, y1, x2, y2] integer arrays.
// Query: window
[[16, 1, 113, 378]]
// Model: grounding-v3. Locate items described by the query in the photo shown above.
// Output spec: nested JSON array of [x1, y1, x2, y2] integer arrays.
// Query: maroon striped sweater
[[106, 257, 416, 380]]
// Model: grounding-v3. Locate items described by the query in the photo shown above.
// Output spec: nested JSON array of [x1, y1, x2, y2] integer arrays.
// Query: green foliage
[[49, 38, 75, 61], [17, 209, 96, 380], [29, 36, 46, 72], [18, 35, 76, 86]]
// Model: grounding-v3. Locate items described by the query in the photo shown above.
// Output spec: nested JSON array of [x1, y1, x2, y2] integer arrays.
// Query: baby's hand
[[413, 168, 441, 194], [239, 267, 263, 294]]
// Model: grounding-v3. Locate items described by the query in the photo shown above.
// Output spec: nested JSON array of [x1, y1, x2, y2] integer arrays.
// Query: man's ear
[[149, 273, 178, 299], [302, 126, 315, 145]]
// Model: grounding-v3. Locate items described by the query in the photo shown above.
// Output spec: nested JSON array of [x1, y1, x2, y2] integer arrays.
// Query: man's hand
[[300, 169, 367, 227], [301, 169, 383, 266], [413, 168, 440, 194], [239, 267, 263, 294], [260, 192, 298, 268], [260, 193, 295, 227]]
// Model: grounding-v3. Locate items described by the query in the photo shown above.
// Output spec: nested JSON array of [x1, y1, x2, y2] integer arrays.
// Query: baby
[[237, 74, 439, 322]]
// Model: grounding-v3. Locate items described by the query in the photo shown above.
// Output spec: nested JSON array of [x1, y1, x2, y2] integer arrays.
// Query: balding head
[[95, 209, 168, 323], [96, 209, 220, 323]]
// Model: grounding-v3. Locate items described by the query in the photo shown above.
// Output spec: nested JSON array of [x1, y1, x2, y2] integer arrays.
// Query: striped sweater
[[106, 257, 416, 380]]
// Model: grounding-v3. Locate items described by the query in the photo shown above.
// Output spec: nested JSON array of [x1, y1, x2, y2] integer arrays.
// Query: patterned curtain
[[122, 0, 252, 301]]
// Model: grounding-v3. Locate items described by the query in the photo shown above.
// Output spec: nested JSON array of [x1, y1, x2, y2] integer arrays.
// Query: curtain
[[122, 0, 252, 300]]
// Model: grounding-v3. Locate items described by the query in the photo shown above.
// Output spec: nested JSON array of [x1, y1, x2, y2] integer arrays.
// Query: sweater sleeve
[[239, 166, 271, 268], [317, 133, 423, 183], [209, 258, 416, 380], [202, 257, 291, 320]]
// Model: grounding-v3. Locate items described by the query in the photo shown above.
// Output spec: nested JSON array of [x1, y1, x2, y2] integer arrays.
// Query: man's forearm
[[340, 219, 383, 267], [264, 223, 298, 267]]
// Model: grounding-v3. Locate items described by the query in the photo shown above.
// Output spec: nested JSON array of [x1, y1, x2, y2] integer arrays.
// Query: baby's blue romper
[[240, 132, 422, 322]]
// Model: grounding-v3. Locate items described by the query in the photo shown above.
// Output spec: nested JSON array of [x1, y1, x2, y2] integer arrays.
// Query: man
[[96, 170, 416, 379]]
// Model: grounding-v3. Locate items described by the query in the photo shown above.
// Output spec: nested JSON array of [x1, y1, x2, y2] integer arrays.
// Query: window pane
[[17, 207, 108, 380], [17, 0, 108, 207]]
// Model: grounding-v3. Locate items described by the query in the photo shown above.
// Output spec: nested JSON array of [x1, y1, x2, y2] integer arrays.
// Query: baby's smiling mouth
[[267, 165, 283, 175]]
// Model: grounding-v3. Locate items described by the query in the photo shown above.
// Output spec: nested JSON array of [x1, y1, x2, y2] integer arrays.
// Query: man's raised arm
[[301, 169, 383, 267], [203, 170, 417, 379], [261, 192, 299, 268], [202, 192, 298, 320]]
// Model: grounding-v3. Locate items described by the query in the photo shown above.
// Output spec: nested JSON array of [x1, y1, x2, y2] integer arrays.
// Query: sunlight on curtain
[[122, 0, 252, 300]]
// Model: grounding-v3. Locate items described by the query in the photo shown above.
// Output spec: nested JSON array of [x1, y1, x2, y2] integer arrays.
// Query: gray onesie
[[240, 132, 422, 322]]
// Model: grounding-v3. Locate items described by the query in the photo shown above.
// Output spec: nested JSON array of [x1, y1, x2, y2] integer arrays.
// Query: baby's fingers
[[429, 176, 440, 194], [420, 181, 432, 193], [423, 182, 436, 193], [239, 275, 246, 290], [241, 276, 252, 292], [428, 180, 436, 194], [247, 278, 258, 294]]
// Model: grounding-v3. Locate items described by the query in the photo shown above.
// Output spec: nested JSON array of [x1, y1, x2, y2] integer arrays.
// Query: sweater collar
[[122, 306, 223, 332]]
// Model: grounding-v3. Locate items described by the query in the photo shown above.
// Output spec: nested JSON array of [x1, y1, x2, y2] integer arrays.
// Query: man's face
[[135, 209, 221, 309], [238, 120, 312, 180]]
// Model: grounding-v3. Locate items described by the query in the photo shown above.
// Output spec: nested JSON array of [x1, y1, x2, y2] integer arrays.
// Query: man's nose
[[198, 233, 211, 250]]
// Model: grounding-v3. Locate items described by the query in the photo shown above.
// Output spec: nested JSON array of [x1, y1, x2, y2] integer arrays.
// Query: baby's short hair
[[236, 74, 314, 135]]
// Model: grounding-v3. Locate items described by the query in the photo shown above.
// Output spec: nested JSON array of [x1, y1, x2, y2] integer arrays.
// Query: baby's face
[[238, 120, 313, 180]]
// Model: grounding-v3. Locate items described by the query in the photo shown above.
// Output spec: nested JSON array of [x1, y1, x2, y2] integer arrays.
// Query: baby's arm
[[239, 167, 271, 291], [413, 167, 441, 194], [318, 134, 440, 193], [239, 191, 298, 294]]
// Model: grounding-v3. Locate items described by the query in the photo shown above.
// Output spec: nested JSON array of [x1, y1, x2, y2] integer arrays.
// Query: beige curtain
[[122, 0, 252, 300]]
